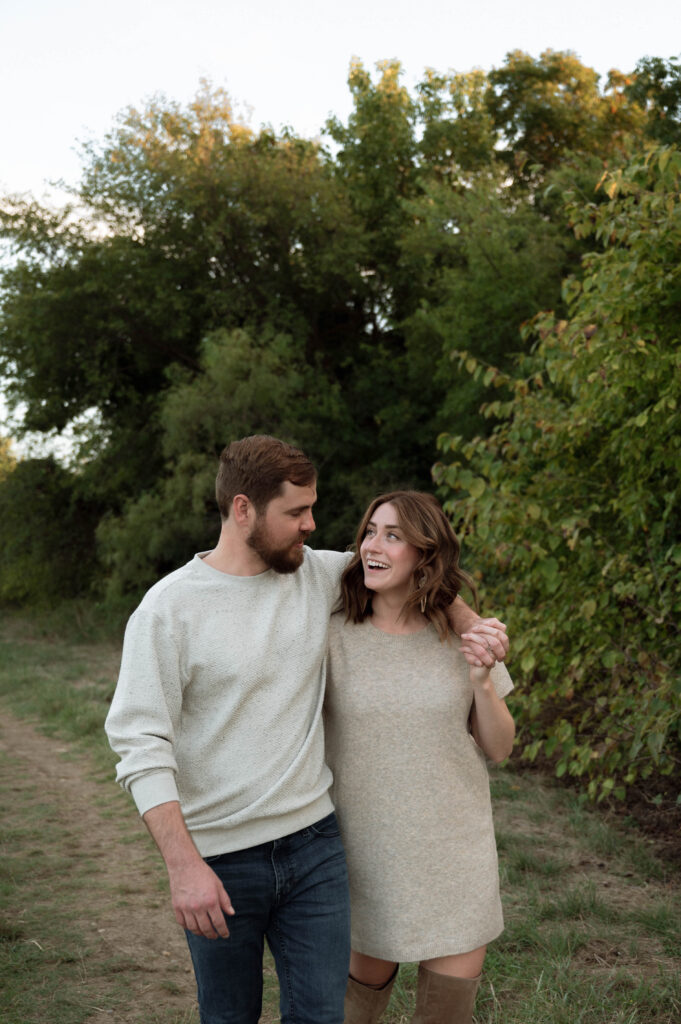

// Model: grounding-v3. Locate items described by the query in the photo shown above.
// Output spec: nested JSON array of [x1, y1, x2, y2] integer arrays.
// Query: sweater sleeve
[[309, 548, 353, 589], [489, 659, 514, 700], [104, 604, 184, 816]]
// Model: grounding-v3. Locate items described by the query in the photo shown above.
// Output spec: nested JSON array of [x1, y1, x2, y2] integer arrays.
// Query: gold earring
[[419, 574, 427, 614]]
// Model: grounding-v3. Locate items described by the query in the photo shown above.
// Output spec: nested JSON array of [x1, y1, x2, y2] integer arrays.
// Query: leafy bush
[[434, 146, 681, 804]]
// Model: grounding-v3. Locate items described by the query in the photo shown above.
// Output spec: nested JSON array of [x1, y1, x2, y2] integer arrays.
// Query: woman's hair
[[340, 490, 478, 641]]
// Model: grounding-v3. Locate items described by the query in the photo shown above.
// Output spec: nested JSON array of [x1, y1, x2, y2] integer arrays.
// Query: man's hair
[[216, 435, 317, 519], [340, 490, 478, 641]]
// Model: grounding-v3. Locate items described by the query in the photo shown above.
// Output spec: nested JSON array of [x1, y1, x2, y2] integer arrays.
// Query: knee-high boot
[[343, 967, 398, 1024], [411, 965, 481, 1024]]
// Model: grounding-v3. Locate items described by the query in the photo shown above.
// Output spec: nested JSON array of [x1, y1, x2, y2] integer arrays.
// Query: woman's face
[[360, 502, 421, 599]]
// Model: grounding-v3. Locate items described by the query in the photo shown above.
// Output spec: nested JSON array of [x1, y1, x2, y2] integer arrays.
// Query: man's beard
[[246, 516, 308, 574]]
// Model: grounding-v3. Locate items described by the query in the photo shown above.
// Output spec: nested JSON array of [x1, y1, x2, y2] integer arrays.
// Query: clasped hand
[[459, 617, 508, 670]]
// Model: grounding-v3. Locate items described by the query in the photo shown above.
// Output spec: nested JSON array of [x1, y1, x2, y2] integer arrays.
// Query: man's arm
[[143, 801, 235, 939], [447, 595, 509, 665]]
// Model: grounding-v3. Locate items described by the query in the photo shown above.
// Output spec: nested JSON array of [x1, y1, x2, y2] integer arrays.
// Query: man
[[105, 435, 508, 1024]]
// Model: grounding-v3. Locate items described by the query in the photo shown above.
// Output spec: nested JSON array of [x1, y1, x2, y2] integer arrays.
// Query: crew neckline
[[365, 617, 434, 638], [193, 551, 275, 581]]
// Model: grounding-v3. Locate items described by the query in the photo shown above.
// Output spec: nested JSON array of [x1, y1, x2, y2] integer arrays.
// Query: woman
[[324, 491, 515, 1024]]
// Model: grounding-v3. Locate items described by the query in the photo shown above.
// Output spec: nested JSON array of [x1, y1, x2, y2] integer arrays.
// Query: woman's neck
[[369, 592, 428, 635]]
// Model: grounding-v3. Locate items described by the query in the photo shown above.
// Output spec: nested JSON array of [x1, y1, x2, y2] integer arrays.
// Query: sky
[[2, 0, 679, 201], [0, 0, 679, 451]]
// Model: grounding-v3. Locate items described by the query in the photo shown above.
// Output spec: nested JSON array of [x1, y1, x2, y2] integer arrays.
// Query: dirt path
[[0, 709, 199, 1023]]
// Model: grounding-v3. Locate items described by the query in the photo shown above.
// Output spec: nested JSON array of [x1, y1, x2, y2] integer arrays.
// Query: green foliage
[[0, 457, 101, 604], [402, 168, 569, 437], [0, 56, 673, 614], [487, 49, 643, 182], [97, 326, 351, 596], [0, 82, 365, 503], [625, 54, 681, 145], [434, 146, 681, 804]]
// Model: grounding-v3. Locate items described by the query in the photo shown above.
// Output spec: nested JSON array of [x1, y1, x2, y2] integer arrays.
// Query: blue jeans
[[185, 812, 351, 1024]]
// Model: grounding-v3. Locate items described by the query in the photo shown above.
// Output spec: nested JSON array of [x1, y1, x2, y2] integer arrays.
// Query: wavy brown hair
[[340, 490, 478, 641]]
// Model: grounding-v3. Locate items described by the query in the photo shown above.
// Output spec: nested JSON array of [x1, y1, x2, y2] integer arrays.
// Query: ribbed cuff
[[130, 769, 180, 817]]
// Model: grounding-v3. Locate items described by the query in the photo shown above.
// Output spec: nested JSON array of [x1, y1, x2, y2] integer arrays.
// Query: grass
[[1, 608, 680, 1023]]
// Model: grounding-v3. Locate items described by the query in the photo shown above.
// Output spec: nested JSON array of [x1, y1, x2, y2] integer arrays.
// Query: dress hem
[[351, 924, 504, 963]]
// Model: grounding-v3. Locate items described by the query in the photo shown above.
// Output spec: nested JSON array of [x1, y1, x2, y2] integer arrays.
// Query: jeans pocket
[[308, 811, 341, 838]]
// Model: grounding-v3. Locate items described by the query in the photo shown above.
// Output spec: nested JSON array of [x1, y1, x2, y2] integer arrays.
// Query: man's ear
[[232, 494, 253, 526]]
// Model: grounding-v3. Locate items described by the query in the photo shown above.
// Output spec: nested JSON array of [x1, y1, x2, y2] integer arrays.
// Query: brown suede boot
[[411, 965, 481, 1024], [344, 968, 398, 1024]]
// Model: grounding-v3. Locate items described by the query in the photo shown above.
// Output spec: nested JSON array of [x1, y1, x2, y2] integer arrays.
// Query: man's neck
[[202, 530, 269, 577]]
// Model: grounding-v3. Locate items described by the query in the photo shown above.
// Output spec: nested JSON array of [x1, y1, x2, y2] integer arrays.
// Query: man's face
[[246, 480, 317, 574]]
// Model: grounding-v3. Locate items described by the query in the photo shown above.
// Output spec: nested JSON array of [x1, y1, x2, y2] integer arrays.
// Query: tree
[[434, 146, 681, 804], [625, 54, 681, 145], [97, 325, 352, 597], [401, 168, 569, 439], [0, 84, 367, 521], [486, 50, 643, 183]]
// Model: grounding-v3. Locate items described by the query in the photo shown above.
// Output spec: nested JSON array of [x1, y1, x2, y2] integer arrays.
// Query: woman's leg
[[420, 945, 486, 980], [350, 951, 398, 988], [411, 946, 486, 1024], [344, 951, 398, 1023]]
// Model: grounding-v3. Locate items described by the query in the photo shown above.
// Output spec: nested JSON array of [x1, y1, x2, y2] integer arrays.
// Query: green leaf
[[521, 652, 536, 673], [468, 477, 486, 498]]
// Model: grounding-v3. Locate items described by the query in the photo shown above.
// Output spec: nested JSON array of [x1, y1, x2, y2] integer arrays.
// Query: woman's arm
[[468, 665, 515, 763]]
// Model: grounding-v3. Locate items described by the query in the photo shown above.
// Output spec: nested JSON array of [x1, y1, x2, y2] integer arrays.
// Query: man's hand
[[142, 801, 235, 940], [168, 859, 235, 939], [459, 617, 509, 668]]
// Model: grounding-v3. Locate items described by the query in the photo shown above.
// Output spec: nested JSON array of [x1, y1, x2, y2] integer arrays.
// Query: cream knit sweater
[[105, 547, 350, 856]]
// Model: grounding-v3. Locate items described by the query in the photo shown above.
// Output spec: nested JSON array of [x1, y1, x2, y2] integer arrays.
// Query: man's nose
[[303, 511, 315, 533]]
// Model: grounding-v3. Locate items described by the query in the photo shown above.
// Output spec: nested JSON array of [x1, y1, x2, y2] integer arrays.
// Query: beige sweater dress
[[324, 613, 514, 962]]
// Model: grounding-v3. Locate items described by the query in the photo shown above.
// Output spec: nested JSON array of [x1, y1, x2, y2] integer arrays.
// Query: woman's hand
[[468, 663, 494, 687], [460, 618, 509, 668]]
